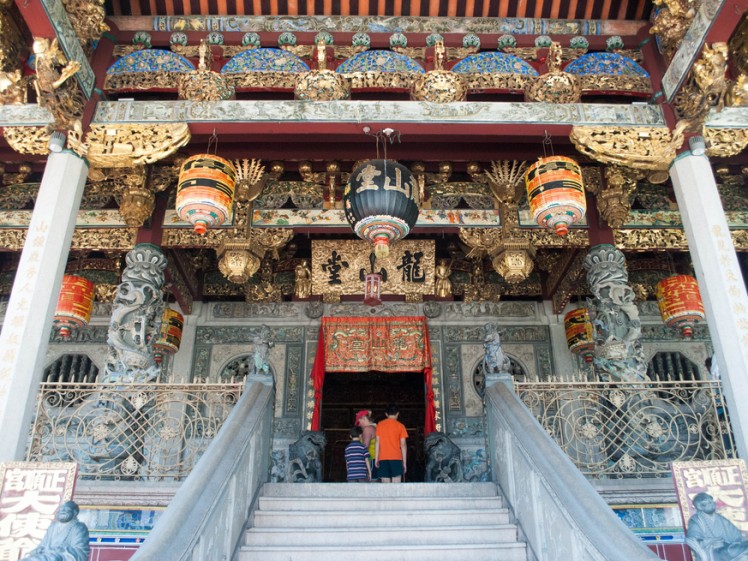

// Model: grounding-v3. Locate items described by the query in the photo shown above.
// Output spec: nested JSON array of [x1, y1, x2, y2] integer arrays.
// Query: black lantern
[[344, 159, 420, 259]]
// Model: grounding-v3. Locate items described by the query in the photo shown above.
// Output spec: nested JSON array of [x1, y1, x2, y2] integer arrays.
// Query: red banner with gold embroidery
[[310, 316, 435, 434], [322, 316, 430, 372]]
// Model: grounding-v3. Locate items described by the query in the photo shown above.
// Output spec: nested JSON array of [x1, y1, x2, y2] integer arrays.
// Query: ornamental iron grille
[[516, 380, 736, 478], [27, 382, 243, 480]]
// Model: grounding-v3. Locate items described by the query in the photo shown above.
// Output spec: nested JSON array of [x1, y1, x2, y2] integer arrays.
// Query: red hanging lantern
[[564, 307, 595, 363], [177, 154, 236, 235], [656, 275, 705, 337], [363, 272, 382, 306], [344, 159, 419, 259], [153, 307, 184, 364], [525, 155, 586, 237], [54, 275, 95, 339]]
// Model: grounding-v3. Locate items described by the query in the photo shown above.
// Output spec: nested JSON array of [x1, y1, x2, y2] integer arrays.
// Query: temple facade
[[1, 0, 748, 559]]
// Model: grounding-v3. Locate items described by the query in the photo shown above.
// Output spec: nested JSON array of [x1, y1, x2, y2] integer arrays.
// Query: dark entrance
[[320, 371, 426, 482]]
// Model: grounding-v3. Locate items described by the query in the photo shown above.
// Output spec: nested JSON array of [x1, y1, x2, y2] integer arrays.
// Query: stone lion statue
[[288, 431, 327, 482], [424, 432, 463, 483]]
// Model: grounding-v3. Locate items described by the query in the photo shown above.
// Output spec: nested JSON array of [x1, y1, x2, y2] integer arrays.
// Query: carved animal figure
[[483, 324, 511, 375], [288, 431, 326, 482], [424, 432, 463, 482]]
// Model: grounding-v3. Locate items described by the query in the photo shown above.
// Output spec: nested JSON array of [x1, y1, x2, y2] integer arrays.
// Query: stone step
[[251, 508, 512, 527], [257, 495, 504, 512], [244, 524, 518, 546], [237, 542, 528, 561], [260, 482, 499, 498]]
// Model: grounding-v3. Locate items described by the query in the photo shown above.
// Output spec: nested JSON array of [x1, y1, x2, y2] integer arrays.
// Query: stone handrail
[[485, 376, 661, 561], [129, 380, 273, 561]]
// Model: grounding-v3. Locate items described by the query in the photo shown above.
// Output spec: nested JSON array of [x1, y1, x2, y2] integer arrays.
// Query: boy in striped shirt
[[345, 426, 371, 482]]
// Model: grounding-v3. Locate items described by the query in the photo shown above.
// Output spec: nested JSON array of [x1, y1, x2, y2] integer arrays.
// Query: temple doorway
[[320, 371, 426, 482]]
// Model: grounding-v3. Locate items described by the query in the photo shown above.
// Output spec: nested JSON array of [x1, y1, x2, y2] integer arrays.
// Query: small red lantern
[[525, 155, 586, 237], [656, 275, 705, 337], [564, 307, 595, 362], [177, 154, 237, 235], [363, 272, 382, 306], [153, 307, 184, 364], [54, 275, 95, 339]]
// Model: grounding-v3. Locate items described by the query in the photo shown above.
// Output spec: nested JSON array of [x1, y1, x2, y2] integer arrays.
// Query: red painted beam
[[14, 0, 55, 38]]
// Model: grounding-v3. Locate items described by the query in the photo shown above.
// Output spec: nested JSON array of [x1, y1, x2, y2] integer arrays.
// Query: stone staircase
[[236, 482, 528, 561]]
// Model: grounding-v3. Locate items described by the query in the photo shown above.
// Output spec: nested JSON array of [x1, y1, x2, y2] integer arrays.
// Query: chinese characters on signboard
[[311, 240, 435, 296], [672, 459, 748, 533], [0, 462, 77, 560]]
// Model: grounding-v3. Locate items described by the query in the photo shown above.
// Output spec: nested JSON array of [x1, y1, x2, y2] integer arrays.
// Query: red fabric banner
[[310, 316, 436, 434]]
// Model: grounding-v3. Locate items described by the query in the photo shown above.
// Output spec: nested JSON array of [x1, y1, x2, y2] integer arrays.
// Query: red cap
[[355, 409, 371, 426]]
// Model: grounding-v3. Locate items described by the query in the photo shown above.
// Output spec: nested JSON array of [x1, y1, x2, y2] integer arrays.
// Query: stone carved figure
[[435, 259, 452, 298], [288, 431, 326, 482], [424, 432, 463, 482], [687, 493, 748, 561], [294, 260, 312, 299], [32, 38, 83, 131], [248, 325, 273, 384], [583, 244, 647, 382], [483, 323, 511, 375], [102, 243, 167, 383], [21, 501, 90, 561]]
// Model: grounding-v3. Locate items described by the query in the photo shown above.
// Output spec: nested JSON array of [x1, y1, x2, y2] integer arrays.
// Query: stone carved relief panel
[[461, 344, 486, 417], [284, 344, 302, 415], [444, 345, 463, 412]]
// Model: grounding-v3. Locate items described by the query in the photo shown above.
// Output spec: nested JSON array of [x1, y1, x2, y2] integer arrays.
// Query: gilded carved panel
[[311, 239, 435, 296]]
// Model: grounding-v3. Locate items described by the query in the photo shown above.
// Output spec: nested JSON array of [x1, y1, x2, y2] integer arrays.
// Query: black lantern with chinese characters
[[344, 159, 420, 259]]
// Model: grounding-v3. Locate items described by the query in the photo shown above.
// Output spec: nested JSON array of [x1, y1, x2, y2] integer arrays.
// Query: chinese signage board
[[0, 462, 78, 560], [672, 459, 748, 533], [311, 239, 435, 296]]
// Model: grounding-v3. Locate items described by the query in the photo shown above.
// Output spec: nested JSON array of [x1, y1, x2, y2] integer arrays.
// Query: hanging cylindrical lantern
[[344, 159, 420, 259], [564, 307, 595, 362], [656, 275, 705, 337], [525, 155, 586, 237], [363, 272, 382, 306], [177, 154, 237, 235], [54, 275, 95, 339], [153, 307, 184, 364]]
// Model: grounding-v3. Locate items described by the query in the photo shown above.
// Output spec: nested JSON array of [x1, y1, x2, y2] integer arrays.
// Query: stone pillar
[[670, 151, 748, 459], [170, 302, 202, 383], [543, 301, 577, 381], [0, 150, 88, 460]]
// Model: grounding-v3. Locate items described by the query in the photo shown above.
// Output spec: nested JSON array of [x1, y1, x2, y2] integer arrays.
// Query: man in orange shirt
[[375, 403, 408, 483]]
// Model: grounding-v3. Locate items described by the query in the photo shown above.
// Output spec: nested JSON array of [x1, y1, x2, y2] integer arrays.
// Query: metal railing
[[27, 382, 244, 481], [129, 381, 273, 561], [515, 380, 736, 478]]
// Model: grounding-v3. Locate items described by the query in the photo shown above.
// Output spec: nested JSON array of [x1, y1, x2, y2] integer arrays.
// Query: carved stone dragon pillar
[[583, 244, 647, 382], [101, 243, 167, 383]]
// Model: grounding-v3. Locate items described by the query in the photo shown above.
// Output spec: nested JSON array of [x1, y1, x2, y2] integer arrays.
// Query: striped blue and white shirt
[[345, 440, 369, 481]]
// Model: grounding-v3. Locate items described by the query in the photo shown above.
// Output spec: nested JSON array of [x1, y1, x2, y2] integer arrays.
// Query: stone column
[[0, 150, 88, 461], [542, 301, 577, 381], [170, 302, 202, 383], [670, 151, 748, 459]]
